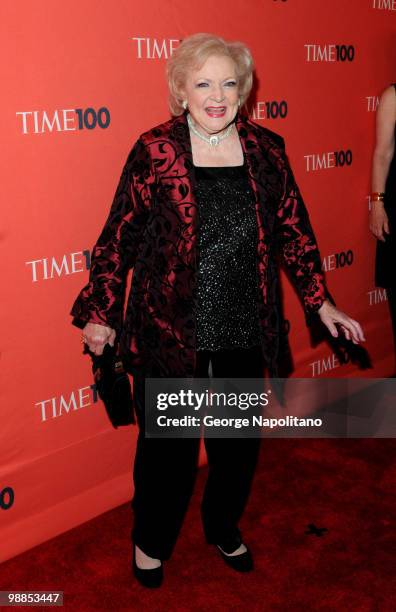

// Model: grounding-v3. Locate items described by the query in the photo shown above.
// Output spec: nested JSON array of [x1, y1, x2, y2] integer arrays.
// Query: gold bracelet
[[371, 192, 385, 201]]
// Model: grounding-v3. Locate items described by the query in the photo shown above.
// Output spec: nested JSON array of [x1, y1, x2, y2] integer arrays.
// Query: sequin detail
[[194, 164, 262, 351]]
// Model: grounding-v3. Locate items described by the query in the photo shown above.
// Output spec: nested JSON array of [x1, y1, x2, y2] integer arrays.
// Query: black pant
[[131, 345, 264, 560], [386, 287, 396, 372]]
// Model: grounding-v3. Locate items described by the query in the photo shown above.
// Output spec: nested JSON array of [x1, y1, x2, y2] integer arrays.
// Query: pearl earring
[[182, 100, 188, 110]]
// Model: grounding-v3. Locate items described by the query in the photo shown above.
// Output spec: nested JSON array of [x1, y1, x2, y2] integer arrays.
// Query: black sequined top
[[194, 163, 262, 351]]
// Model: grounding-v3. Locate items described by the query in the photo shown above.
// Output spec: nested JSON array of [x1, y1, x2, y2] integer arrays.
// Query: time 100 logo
[[75, 107, 110, 130], [0, 486, 14, 510]]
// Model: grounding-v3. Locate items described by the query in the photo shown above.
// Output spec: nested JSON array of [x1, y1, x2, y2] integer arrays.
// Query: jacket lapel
[[236, 114, 274, 310]]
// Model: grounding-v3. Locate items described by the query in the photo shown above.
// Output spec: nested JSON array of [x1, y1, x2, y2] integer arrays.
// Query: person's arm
[[275, 144, 364, 344], [70, 138, 155, 335], [370, 86, 396, 241], [274, 142, 328, 316]]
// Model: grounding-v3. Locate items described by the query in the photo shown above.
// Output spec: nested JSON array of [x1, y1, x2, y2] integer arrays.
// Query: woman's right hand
[[369, 201, 390, 242], [82, 322, 116, 355]]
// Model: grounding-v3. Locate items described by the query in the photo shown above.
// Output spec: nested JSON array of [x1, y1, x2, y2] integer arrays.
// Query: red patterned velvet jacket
[[70, 111, 328, 377]]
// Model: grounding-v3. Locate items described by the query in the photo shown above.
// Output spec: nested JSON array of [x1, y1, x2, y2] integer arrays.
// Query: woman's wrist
[[317, 299, 333, 315], [371, 191, 386, 202]]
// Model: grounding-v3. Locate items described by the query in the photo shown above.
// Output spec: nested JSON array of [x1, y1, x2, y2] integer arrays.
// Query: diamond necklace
[[187, 113, 234, 147]]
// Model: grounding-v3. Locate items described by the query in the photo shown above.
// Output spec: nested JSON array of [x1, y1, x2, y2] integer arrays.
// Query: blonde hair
[[166, 33, 254, 116]]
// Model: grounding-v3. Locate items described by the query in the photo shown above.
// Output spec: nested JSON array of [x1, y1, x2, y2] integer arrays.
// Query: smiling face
[[181, 54, 240, 136]]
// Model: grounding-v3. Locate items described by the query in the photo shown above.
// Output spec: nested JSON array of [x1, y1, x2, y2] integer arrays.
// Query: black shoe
[[132, 545, 163, 588], [214, 533, 254, 573]]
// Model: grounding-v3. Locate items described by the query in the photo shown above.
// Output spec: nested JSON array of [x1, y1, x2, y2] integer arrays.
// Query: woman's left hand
[[317, 300, 366, 344]]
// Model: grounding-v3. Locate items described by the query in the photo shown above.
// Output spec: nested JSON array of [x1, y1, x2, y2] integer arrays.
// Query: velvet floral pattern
[[70, 112, 328, 377]]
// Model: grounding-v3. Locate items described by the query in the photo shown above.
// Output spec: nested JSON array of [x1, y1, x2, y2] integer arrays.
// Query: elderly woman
[[71, 33, 364, 588], [369, 83, 396, 360]]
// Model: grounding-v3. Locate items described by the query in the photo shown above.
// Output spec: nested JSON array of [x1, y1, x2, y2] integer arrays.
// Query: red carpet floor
[[1, 439, 395, 612]]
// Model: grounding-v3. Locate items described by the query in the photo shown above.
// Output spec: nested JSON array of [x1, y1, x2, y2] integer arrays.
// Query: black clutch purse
[[85, 342, 135, 428]]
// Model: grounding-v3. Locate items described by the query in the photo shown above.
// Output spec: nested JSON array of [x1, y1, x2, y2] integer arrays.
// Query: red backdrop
[[1, 0, 395, 562]]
